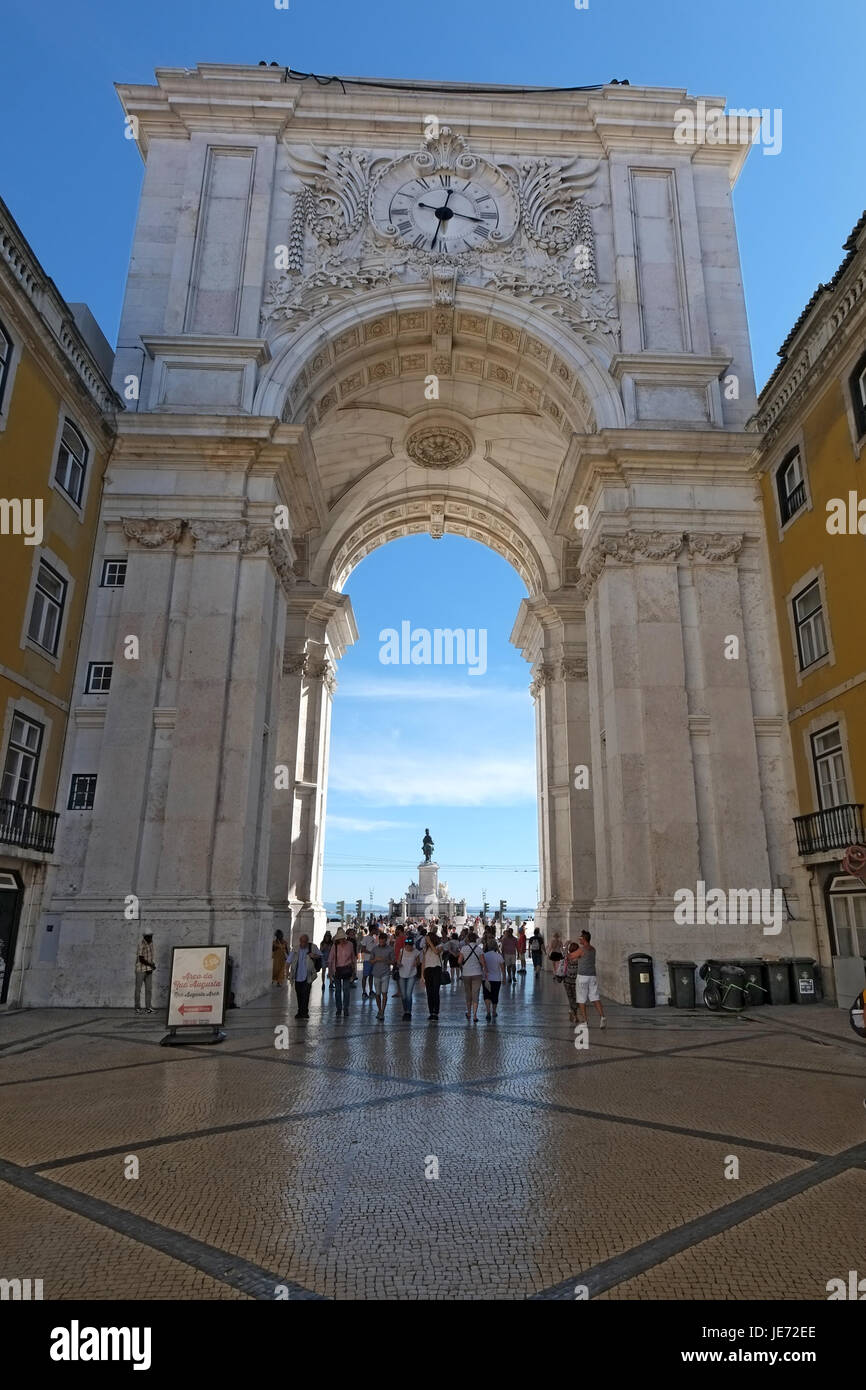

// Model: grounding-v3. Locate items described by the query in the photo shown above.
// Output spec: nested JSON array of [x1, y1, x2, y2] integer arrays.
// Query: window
[[812, 725, 849, 810], [0, 317, 12, 412], [27, 560, 67, 655], [85, 662, 113, 693], [793, 580, 828, 669], [100, 559, 127, 587], [850, 350, 866, 439], [776, 447, 806, 524], [1, 715, 43, 805], [68, 775, 97, 810], [829, 881, 866, 957], [54, 419, 88, 506]]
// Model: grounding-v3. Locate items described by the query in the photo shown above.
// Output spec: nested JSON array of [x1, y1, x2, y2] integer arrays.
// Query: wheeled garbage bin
[[667, 960, 696, 1008], [762, 959, 792, 1005], [789, 957, 818, 1004], [628, 953, 655, 1007], [740, 959, 766, 1006]]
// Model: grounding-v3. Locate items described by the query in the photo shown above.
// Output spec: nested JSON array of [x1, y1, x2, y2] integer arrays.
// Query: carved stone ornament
[[576, 530, 685, 601], [406, 426, 472, 470], [269, 532, 297, 595], [240, 526, 276, 556], [306, 657, 337, 694], [560, 656, 588, 681], [282, 652, 308, 677], [188, 520, 247, 551], [122, 518, 184, 550], [529, 663, 556, 699], [688, 533, 745, 563]]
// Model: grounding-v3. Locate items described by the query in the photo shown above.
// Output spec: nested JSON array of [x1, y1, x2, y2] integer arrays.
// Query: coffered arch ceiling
[[256, 286, 624, 590]]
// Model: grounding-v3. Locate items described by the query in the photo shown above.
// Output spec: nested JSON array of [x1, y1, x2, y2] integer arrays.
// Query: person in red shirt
[[517, 926, 527, 974]]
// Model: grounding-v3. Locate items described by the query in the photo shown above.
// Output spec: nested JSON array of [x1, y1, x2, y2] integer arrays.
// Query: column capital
[[577, 528, 685, 600], [121, 517, 184, 550]]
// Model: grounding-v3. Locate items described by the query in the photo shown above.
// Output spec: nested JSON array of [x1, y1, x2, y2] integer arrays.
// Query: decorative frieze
[[188, 520, 247, 551]]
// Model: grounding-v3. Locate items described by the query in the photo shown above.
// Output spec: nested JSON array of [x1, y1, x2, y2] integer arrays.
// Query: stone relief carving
[[121, 518, 184, 550], [687, 532, 745, 563], [263, 128, 619, 353], [529, 663, 556, 699], [406, 425, 473, 469], [560, 656, 588, 681], [576, 530, 686, 600], [188, 520, 248, 551]]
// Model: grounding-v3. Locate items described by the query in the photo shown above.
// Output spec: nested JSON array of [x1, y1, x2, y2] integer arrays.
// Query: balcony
[[0, 797, 60, 854], [781, 480, 807, 524], [794, 803, 864, 856]]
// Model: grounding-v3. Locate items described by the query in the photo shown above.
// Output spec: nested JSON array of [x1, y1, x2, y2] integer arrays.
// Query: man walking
[[287, 934, 320, 1019], [574, 930, 606, 1029], [501, 926, 518, 984], [134, 932, 156, 1015], [360, 923, 378, 999], [369, 929, 395, 1021]]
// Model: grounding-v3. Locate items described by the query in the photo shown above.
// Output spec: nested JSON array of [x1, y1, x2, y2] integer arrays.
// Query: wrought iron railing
[[0, 797, 59, 853], [794, 803, 864, 856], [781, 480, 807, 523]]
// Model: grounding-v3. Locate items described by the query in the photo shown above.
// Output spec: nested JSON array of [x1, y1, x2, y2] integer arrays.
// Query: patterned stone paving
[[0, 970, 863, 1300]]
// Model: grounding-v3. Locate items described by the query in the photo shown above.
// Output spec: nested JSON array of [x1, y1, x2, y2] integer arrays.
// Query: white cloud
[[338, 677, 526, 704], [327, 815, 409, 833], [329, 749, 536, 806]]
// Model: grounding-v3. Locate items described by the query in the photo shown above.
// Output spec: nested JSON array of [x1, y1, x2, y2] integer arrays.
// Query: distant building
[[753, 208, 866, 1005], [0, 197, 119, 1006]]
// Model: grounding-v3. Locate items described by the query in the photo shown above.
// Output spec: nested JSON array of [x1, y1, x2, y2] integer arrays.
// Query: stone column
[[512, 594, 596, 944], [269, 588, 357, 944]]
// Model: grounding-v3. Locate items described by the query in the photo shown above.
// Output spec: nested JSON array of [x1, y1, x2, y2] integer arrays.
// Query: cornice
[[0, 197, 122, 420]]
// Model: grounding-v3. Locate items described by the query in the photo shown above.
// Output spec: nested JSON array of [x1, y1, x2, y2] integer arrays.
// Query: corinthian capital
[[122, 518, 184, 550], [687, 532, 744, 563]]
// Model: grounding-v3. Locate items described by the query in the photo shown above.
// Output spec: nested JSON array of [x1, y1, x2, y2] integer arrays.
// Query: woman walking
[[421, 930, 444, 1020], [482, 938, 505, 1021], [563, 940, 581, 1022], [548, 932, 564, 976], [396, 932, 422, 1020], [517, 925, 527, 974], [328, 927, 357, 1016], [459, 931, 485, 1023], [318, 930, 334, 992], [529, 928, 545, 975], [272, 929, 289, 987]]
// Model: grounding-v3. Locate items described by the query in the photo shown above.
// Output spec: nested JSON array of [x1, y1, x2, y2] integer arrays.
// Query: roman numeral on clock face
[[439, 173, 452, 187], [473, 225, 490, 239], [396, 221, 413, 235]]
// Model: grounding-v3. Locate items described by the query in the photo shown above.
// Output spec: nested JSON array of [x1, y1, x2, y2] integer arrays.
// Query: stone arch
[[255, 284, 626, 434]]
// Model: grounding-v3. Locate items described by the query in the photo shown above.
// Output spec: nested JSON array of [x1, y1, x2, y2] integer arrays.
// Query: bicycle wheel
[[703, 983, 722, 1011]]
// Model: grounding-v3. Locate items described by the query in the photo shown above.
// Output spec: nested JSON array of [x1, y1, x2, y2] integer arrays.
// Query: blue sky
[[1, 0, 862, 905]]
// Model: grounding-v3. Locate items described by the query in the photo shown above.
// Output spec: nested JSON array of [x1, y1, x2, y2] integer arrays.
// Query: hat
[[333, 926, 346, 940]]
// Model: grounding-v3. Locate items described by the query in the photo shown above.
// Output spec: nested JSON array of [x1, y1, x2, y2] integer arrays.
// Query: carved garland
[[575, 530, 745, 601]]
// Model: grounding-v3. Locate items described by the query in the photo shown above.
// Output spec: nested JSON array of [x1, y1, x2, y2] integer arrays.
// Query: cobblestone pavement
[[1, 971, 864, 1300]]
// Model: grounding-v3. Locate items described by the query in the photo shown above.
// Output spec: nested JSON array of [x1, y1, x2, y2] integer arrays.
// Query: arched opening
[[322, 532, 538, 926]]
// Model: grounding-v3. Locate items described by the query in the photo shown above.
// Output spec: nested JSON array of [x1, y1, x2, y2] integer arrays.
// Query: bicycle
[[698, 960, 765, 1012]]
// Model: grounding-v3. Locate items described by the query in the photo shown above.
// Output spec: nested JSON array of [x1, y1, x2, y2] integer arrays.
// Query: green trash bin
[[667, 960, 696, 1008], [762, 959, 792, 1005], [789, 957, 818, 1004], [740, 959, 766, 1006]]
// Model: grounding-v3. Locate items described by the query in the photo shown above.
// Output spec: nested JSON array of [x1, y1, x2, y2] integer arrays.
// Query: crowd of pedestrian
[[271, 918, 606, 1029]]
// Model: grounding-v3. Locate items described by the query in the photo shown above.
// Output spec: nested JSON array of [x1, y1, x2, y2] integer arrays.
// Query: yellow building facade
[[754, 209, 866, 1005], [0, 197, 118, 1006]]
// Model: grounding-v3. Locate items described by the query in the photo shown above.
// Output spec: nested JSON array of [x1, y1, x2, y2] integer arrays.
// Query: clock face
[[371, 153, 519, 256], [386, 171, 503, 254]]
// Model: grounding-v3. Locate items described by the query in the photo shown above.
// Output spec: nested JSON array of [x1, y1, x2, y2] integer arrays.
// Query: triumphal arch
[[28, 67, 811, 1005]]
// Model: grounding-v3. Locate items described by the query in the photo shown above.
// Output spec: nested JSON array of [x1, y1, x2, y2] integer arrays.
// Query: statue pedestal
[[418, 860, 439, 896]]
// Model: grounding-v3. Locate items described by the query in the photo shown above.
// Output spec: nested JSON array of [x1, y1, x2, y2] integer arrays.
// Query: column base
[[24, 898, 275, 1009]]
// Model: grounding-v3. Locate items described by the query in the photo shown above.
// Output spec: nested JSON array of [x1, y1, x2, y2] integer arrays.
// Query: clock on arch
[[370, 130, 519, 256]]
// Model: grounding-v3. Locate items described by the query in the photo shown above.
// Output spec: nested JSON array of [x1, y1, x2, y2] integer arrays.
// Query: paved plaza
[[0, 971, 864, 1301]]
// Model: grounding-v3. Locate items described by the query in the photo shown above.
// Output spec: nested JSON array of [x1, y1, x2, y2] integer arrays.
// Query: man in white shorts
[[575, 930, 606, 1028]]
